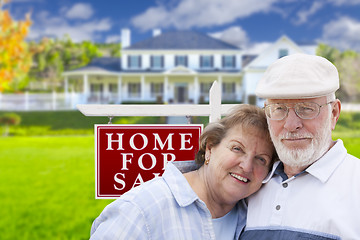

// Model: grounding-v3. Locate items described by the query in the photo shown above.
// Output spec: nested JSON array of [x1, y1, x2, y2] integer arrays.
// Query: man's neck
[[283, 165, 307, 178]]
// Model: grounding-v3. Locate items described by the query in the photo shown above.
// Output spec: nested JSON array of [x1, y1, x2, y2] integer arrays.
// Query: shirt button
[[276, 205, 281, 210], [282, 183, 288, 188]]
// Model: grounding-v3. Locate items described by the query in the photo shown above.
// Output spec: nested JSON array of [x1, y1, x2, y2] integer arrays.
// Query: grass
[[0, 136, 112, 240], [0, 110, 359, 239], [1, 133, 359, 240], [0, 110, 169, 136]]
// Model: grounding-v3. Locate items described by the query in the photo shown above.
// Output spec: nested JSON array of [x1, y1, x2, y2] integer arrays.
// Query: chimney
[[121, 28, 131, 49], [153, 29, 161, 37]]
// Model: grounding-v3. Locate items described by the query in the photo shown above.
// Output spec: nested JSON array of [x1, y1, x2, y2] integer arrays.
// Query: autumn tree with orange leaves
[[0, 0, 32, 92]]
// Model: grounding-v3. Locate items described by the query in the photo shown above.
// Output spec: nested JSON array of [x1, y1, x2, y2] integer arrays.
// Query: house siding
[[62, 32, 315, 106]]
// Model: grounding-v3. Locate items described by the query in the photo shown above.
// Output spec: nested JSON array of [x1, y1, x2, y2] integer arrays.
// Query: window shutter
[[185, 56, 188, 67], [139, 55, 142, 68], [222, 56, 225, 68], [210, 56, 214, 68], [233, 56, 236, 68], [161, 56, 164, 68], [128, 56, 131, 68], [200, 56, 203, 68]]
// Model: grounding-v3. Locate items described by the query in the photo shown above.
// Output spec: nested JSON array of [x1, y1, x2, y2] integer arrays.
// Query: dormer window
[[175, 55, 187, 67], [279, 49, 288, 58], [128, 55, 141, 69], [151, 55, 164, 69], [200, 55, 213, 69], [222, 55, 236, 68]]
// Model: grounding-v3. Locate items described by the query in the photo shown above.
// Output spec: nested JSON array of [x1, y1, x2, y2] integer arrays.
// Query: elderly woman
[[90, 104, 276, 240]]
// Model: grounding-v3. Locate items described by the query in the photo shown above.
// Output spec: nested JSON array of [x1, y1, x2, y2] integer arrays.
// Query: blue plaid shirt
[[90, 163, 247, 239]]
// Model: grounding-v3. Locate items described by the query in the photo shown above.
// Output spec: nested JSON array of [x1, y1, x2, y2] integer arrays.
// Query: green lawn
[[1, 133, 359, 239], [0, 136, 112, 240], [0, 111, 359, 239]]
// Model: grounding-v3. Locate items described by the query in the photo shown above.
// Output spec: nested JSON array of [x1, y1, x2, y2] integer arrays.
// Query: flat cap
[[255, 53, 339, 99]]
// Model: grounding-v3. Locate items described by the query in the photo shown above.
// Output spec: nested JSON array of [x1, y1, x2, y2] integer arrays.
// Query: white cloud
[[327, 0, 360, 6], [320, 16, 360, 51], [294, 1, 324, 25], [131, 0, 279, 31], [244, 42, 272, 55], [65, 3, 94, 20], [209, 26, 249, 48], [105, 35, 121, 43], [28, 9, 112, 42]]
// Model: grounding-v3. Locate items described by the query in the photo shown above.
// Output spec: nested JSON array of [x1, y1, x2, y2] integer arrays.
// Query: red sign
[[95, 124, 202, 199]]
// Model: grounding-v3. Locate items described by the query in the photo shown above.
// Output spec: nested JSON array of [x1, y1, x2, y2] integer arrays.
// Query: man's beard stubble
[[269, 117, 333, 169]]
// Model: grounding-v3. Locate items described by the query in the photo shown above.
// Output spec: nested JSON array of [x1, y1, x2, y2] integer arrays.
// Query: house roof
[[125, 30, 240, 50], [67, 57, 121, 73]]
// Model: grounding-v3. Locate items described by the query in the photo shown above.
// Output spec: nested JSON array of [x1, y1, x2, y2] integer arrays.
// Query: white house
[[242, 35, 317, 105], [62, 29, 316, 106]]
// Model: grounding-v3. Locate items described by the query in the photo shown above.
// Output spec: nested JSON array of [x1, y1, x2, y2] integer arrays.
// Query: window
[[278, 49, 288, 58], [222, 82, 236, 101], [151, 56, 164, 69], [128, 55, 141, 69], [109, 83, 118, 93], [200, 83, 212, 94], [90, 84, 103, 93], [222, 55, 235, 68], [200, 56, 213, 68], [151, 83, 164, 97], [175, 55, 187, 67], [128, 83, 141, 98], [222, 82, 235, 94]]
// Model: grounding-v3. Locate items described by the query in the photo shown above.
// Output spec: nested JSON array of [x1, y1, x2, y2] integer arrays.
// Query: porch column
[[218, 75, 223, 97], [141, 75, 145, 100], [118, 76, 122, 104], [103, 81, 109, 102], [164, 76, 168, 103], [83, 74, 89, 103], [194, 76, 199, 104]]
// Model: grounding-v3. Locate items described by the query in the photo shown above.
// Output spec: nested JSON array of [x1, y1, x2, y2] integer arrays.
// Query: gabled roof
[[66, 57, 121, 73], [244, 35, 306, 70], [125, 30, 240, 50]]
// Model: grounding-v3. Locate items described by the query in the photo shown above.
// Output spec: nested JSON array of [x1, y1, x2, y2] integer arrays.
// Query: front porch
[[63, 69, 243, 104]]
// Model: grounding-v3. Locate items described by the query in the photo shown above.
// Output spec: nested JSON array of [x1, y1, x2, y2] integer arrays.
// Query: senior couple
[[90, 54, 360, 240]]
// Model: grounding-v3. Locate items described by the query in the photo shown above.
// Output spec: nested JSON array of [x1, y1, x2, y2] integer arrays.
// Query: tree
[[0, 0, 32, 92], [317, 43, 360, 102], [28, 36, 102, 90]]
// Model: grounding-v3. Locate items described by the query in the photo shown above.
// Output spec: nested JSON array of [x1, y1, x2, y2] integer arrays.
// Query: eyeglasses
[[264, 102, 333, 120]]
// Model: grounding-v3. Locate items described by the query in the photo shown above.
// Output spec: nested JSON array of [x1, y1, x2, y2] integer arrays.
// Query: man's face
[[266, 96, 337, 173]]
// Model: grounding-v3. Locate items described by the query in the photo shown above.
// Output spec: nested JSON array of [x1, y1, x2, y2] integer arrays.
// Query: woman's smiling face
[[204, 125, 274, 206]]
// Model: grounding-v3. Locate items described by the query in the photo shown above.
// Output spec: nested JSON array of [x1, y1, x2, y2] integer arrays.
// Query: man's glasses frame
[[264, 101, 334, 120]]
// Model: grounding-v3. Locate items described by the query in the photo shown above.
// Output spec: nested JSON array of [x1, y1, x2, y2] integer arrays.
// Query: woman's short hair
[[195, 104, 274, 165]]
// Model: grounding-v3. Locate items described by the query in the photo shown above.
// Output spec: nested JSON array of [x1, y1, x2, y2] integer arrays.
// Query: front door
[[175, 84, 188, 103]]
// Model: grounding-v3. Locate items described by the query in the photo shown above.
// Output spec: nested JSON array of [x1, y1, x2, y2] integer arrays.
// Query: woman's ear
[[205, 144, 212, 160]]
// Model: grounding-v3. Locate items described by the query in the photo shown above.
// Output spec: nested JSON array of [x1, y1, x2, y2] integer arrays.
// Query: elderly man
[[240, 54, 360, 240]]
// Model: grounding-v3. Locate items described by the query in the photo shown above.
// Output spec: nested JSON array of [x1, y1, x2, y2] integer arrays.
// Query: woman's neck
[[184, 168, 236, 218]]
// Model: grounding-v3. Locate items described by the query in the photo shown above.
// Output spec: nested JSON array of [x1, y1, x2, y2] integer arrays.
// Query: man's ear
[[331, 99, 341, 130]]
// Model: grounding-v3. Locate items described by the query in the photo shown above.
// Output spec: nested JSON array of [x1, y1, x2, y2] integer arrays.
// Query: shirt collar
[[162, 162, 199, 207], [262, 161, 281, 183], [263, 139, 347, 183], [305, 139, 347, 183]]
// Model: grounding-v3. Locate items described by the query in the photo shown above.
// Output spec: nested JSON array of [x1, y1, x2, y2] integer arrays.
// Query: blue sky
[[6, 0, 360, 53]]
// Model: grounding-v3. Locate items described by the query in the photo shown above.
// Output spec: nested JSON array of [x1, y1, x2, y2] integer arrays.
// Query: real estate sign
[[95, 124, 202, 199]]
